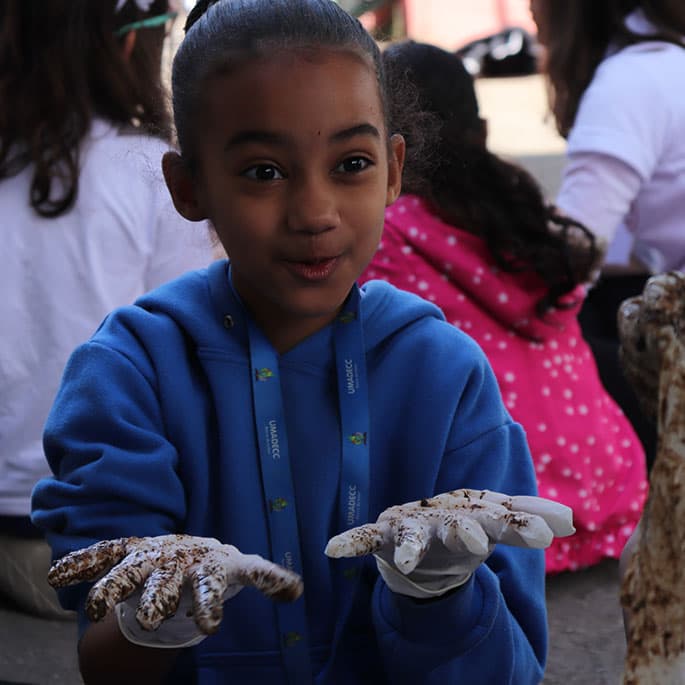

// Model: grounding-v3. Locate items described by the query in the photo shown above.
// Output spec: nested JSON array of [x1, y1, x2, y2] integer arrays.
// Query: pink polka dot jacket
[[361, 195, 648, 573]]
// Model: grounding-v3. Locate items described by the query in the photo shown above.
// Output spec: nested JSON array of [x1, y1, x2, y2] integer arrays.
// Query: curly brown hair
[[384, 40, 599, 317], [0, 0, 173, 217]]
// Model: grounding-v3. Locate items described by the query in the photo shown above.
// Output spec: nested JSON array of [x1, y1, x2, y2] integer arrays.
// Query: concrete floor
[[544, 561, 626, 684], [0, 611, 80, 685], [0, 559, 627, 684]]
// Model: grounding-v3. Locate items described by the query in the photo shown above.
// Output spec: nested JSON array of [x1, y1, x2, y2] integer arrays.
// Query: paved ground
[[0, 559, 627, 684], [0, 75, 630, 684]]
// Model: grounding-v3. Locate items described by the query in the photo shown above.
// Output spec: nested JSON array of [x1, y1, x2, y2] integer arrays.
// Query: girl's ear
[[162, 152, 208, 222], [385, 134, 406, 206]]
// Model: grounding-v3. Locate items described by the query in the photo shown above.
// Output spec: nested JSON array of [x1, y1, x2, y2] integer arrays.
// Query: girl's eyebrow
[[330, 123, 380, 142], [224, 130, 287, 150], [224, 123, 380, 152]]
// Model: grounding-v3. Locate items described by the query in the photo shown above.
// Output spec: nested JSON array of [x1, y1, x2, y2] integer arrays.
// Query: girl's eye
[[242, 165, 284, 181], [335, 156, 372, 174]]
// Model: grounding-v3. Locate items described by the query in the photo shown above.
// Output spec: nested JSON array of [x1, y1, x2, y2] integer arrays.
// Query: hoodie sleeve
[[30, 316, 188, 615], [371, 336, 546, 685]]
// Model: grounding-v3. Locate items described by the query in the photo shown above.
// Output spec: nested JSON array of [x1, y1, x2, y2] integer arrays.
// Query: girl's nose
[[287, 176, 340, 234]]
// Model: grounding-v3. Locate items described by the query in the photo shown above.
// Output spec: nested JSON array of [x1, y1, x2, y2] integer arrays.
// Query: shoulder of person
[[576, 42, 685, 159], [83, 119, 171, 185], [596, 39, 685, 93]]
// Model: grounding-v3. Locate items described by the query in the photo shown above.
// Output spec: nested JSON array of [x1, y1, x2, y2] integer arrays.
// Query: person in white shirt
[[530, 0, 685, 470], [0, 0, 212, 618]]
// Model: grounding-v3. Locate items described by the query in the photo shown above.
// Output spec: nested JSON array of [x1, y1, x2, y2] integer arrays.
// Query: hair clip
[[115, 0, 156, 13], [115, 10, 178, 36]]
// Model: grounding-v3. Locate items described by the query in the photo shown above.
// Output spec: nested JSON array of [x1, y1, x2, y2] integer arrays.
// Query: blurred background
[[339, 0, 534, 47], [342, 0, 565, 198]]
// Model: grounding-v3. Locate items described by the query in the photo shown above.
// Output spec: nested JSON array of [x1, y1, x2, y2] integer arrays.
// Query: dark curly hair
[[383, 40, 599, 317], [0, 0, 173, 217]]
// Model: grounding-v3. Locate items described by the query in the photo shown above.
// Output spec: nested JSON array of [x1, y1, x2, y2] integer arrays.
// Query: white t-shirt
[[0, 120, 213, 516], [556, 10, 685, 273]]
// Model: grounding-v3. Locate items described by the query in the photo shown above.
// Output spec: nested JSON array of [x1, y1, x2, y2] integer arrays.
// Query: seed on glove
[[135, 561, 185, 631], [325, 523, 388, 558], [48, 538, 133, 589]]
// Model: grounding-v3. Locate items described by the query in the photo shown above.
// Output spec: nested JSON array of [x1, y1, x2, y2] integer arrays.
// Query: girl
[[0, 0, 211, 619], [32, 1, 571, 683], [361, 40, 648, 574], [530, 0, 685, 470]]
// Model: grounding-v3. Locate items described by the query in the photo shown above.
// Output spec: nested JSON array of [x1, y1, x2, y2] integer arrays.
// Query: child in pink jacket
[[362, 41, 647, 573]]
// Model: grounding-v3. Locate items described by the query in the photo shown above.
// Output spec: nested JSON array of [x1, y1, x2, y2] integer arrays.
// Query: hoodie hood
[[359, 278, 446, 350], [365, 196, 584, 343]]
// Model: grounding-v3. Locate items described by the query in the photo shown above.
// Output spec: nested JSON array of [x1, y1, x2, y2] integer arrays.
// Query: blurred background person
[[530, 0, 685, 471], [361, 40, 647, 573], [0, 0, 212, 618]]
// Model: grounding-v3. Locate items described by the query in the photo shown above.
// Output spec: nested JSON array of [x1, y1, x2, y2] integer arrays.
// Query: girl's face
[[183, 50, 403, 352]]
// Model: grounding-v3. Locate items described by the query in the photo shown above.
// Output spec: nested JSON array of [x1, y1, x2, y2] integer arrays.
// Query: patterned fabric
[[361, 195, 648, 573]]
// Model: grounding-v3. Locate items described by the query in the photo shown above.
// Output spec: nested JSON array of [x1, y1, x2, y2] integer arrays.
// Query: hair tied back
[[185, 0, 221, 32]]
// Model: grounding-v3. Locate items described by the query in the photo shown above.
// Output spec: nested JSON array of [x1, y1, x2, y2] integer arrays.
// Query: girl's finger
[[85, 549, 157, 622], [324, 522, 390, 558], [135, 560, 185, 631], [189, 561, 232, 635], [464, 507, 509, 542], [438, 512, 489, 556], [234, 553, 304, 602], [505, 495, 575, 537], [47, 537, 133, 588], [496, 511, 555, 549], [439, 489, 575, 538], [393, 517, 431, 575]]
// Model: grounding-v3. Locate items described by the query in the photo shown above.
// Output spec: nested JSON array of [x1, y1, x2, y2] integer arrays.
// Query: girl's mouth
[[284, 257, 340, 282]]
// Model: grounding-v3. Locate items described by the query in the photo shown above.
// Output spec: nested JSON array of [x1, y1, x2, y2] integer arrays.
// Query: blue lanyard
[[246, 286, 370, 684]]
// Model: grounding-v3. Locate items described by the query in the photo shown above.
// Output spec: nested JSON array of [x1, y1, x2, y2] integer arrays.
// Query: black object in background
[[578, 273, 657, 472], [456, 27, 540, 77]]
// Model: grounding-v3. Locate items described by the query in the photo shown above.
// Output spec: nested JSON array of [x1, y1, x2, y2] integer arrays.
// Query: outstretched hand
[[48, 534, 303, 643], [326, 489, 574, 598]]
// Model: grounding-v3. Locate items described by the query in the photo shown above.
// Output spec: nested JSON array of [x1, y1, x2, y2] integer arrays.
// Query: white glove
[[48, 534, 303, 648], [325, 489, 575, 599]]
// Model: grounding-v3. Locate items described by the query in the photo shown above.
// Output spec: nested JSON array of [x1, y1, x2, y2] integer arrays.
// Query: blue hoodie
[[32, 259, 546, 684]]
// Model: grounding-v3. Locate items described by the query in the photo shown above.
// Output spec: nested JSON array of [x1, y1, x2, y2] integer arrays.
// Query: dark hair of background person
[[540, 0, 685, 137], [174, 0, 428, 187], [0, 0, 173, 218], [384, 40, 599, 317]]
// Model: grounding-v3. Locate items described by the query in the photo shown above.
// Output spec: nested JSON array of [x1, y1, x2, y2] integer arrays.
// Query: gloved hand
[[48, 534, 303, 648], [325, 489, 574, 599]]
